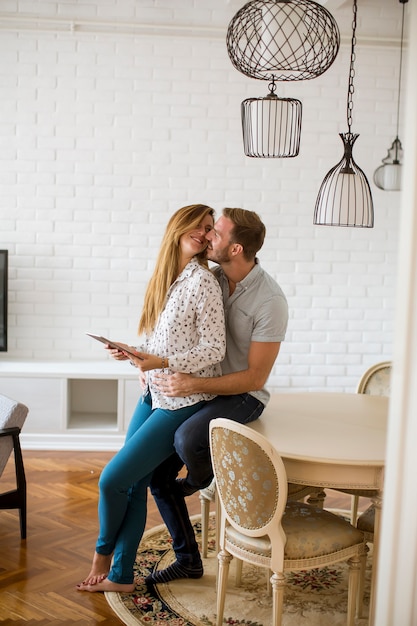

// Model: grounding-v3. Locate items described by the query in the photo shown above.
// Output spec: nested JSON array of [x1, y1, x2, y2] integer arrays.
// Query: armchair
[[0, 393, 29, 539]]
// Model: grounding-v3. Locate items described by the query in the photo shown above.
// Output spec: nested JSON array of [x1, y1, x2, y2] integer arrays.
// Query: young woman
[[77, 204, 226, 593]]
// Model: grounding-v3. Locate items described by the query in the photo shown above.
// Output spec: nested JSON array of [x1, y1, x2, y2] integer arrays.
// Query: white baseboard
[[20, 432, 124, 451]]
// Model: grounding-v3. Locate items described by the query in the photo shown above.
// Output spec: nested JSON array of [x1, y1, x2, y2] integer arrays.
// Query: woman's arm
[[153, 341, 281, 396]]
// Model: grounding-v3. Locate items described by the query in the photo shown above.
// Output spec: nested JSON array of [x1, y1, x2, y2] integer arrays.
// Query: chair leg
[[235, 558, 243, 585], [200, 494, 210, 558], [14, 433, 27, 539], [350, 494, 359, 525], [216, 550, 232, 626], [19, 493, 27, 540], [266, 569, 272, 595], [357, 545, 369, 618], [270, 571, 285, 626], [346, 554, 361, 626], [214, 489, 220, 556], [0, 430, 27, 539]]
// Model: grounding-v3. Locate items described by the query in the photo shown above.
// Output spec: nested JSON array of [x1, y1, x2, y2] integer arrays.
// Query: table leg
[[369, 494, 382, 626]]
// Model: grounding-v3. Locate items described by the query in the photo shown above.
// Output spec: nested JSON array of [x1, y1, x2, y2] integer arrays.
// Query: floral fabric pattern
[[211, 428, 279, 530], [363, 367, 391, 396], [143, 257, 226, 410]]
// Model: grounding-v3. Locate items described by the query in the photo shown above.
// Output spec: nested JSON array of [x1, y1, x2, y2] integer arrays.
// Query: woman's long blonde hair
[[138, 204, 215, 335]]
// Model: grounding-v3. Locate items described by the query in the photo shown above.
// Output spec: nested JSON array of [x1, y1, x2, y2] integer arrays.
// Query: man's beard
[[206, 247, 231, 265]]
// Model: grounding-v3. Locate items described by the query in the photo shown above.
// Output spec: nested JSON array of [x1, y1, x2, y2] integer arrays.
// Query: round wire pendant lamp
[[227, 0, 340, 82]]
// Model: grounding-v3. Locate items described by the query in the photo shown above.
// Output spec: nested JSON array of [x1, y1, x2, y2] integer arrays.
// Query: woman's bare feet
[[76, 577, 135, 593], [77, 552, 112, 587]]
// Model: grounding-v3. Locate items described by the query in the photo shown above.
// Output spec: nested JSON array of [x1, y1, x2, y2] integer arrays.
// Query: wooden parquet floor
[[0, 451, 202, 625], [0, 451, 362, 625]]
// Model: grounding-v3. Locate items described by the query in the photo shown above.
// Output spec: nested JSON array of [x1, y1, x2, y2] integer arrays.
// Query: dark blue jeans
[[150, 393, 264, 565]]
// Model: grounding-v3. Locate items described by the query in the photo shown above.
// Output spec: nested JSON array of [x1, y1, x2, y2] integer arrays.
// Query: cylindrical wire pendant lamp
[[226, 0, 340, 158], [242, 85, 302, 157]]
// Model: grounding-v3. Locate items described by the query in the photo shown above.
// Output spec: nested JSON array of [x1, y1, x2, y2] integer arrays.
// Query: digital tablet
[[86, 333, 143, 359]]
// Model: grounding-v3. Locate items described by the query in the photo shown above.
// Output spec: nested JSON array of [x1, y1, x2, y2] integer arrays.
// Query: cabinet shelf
[[67, 412, 118, 431], [68, 378, 118, 430]]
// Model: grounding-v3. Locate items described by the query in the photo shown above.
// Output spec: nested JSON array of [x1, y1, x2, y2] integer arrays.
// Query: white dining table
[[250, 391, 388, 626]]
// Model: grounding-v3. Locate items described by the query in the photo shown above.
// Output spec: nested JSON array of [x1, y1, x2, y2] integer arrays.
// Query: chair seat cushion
[[225, 501, 364, 560], [337, 487, 379, 497], [357, 504, 375, 533]]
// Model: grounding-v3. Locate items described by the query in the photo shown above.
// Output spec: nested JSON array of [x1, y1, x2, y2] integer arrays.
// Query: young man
[[147, 207, 288, 584]]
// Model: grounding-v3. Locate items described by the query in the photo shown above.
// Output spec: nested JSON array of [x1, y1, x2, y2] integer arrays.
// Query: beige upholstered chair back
[[356, 361, 391, 396], [209, 417, 288, 570], [0, 394, 29, 476]]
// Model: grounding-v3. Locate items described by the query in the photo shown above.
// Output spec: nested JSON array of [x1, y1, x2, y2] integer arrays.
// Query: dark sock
[[175, 477, 199, 497], [145, 560, 204, 585]]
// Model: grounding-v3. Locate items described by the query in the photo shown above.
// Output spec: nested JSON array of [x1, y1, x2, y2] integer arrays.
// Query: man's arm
[[154, 341, 281, 397]]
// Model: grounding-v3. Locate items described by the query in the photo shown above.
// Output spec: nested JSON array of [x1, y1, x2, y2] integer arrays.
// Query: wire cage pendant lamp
[[373, 0, 408, 191], [314, 0, 374, 227], [241, 77, 303, 157], [227, 0, 340, 158]]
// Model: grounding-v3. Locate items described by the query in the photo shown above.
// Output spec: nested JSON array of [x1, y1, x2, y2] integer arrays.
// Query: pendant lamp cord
[[396, 0, 407, 140], [346, 0, 357, 135]]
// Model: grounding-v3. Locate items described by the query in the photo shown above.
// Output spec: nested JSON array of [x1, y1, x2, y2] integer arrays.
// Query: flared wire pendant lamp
[[373, 0, 407, 191], [314, 0, 374, 227], [227, 0, 340, 157]]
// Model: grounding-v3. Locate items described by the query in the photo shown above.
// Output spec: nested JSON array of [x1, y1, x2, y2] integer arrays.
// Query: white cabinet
[[0, 375, 65, 432], [0, 361, 141, 450]]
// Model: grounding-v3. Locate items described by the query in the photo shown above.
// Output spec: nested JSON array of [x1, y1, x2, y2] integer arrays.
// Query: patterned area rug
[[105, 513, 371, 626]]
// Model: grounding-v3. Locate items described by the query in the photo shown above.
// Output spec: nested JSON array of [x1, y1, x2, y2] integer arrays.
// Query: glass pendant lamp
[[373, 0, 407, 191]]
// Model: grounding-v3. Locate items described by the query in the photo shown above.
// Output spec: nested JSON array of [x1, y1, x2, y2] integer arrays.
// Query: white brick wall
[[0, 3, 401, 392]]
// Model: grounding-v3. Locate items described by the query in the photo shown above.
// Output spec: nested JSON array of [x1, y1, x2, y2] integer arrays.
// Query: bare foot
[[78, 552, 113, 587], [76, 577, 135, 593]]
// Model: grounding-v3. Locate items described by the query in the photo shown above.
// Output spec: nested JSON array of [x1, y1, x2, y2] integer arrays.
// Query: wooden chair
[[199, 473, 324, 560], [329, 360, 390, 615], [339, 361, 392, 524], [0, 393, 29, 539], [356, 361, 391, 396], [209, 418, 366, 626], [199, 478, 219, 558], [356, 503, 375, 616]]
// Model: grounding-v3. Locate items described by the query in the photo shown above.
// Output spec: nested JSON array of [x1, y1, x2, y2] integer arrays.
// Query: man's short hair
[[223, 208, 266, 261]]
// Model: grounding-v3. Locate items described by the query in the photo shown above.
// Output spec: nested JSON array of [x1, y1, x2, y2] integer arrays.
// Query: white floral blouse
[[142, 257, 226, 410]]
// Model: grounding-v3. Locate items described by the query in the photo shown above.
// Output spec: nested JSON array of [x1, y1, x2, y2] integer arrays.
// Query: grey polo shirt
[[213, 259, 288, 406]]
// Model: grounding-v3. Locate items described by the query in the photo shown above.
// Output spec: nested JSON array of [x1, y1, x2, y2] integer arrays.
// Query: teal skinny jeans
[[95, 393, 205, 584]]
